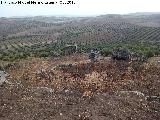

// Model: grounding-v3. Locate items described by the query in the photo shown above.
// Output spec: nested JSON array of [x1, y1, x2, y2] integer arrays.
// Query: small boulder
[[111, 48, 131, 61], [0, 71, 9, 85]]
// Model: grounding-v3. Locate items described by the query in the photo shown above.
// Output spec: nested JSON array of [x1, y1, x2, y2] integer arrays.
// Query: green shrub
[[100, 48, 112, 56], [145, 50, 154, 58], [37, 51, 50, 57]]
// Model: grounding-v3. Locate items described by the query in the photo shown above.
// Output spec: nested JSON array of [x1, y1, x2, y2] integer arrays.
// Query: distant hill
[[0, 13, 160, 51], [128, 12, 160, 16]]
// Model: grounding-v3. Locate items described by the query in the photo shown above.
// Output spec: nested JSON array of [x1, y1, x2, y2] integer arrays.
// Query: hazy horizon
[[1, 0, 160, 17]]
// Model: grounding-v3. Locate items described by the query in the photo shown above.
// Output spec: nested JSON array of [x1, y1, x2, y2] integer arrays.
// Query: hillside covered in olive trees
[[0, 14, 160, 61]]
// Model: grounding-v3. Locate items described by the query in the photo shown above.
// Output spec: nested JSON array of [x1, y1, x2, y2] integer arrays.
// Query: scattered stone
[[89, 48, 100, 62], [146, 96, 160, 102], [118, 91, 145, 98], [0, 70, 8, 85], [31, 87, 54, 94]]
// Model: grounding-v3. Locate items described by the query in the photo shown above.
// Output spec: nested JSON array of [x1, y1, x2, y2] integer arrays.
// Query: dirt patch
[[0, 55, 160, 120]]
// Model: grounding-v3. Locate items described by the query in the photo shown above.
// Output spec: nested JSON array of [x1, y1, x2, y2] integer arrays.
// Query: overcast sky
[[1, 0, 160, 17]]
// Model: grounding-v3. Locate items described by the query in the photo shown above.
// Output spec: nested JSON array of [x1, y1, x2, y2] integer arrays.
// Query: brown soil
[[0, 54, 160, 120]]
